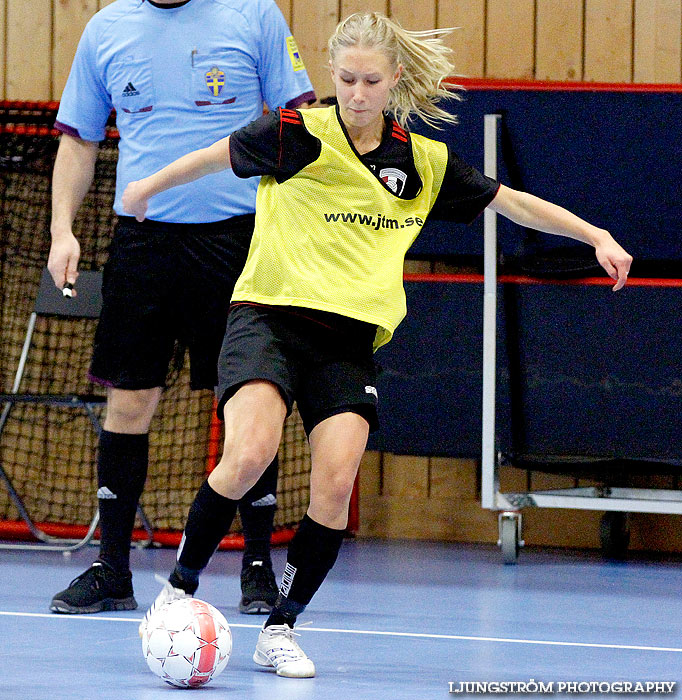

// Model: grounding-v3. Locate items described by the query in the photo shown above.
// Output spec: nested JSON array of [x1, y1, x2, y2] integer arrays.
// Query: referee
[[48, 0, 315, 616]]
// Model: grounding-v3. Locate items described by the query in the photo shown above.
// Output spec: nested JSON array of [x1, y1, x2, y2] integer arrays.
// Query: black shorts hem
[[87, 371, 166, 392], [302, 402, 379, 436]]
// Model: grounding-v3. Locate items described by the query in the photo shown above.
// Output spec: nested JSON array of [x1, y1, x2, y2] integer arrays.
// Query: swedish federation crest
[[205, 66, 225, 97], [195, 65, 236, 106]]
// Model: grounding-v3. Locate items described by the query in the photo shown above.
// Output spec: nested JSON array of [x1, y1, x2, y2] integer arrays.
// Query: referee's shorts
[[89, 215, 254, 391], [217, 303, 380, 435]]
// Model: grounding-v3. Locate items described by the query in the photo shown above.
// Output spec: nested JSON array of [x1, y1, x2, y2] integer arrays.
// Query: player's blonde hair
[[328, 12, 460, 130]]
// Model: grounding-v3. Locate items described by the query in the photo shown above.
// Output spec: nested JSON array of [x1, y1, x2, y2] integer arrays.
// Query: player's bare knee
[[308, 492, 350, 529], [212, 443, 274, 497], [317, 470, 356, 506], [234, 443, 275, 481], [105, 387, 162, 433]]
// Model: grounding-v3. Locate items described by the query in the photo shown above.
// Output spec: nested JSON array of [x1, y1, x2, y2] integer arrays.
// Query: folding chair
[[0, 268, 153, 551]]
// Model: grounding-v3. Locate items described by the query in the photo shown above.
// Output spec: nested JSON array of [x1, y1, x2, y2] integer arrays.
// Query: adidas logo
[[251, 494, 276, 507], [97, 486, 117, 500], [122, 82, 140, 97]]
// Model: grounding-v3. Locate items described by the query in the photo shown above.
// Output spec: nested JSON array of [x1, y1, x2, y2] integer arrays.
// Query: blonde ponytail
[[328, 12, 460, 130]]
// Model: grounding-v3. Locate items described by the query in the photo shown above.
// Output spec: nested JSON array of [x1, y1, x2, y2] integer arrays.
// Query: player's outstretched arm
[[122, 135, 232, 222], [488, 184, 633, 291]]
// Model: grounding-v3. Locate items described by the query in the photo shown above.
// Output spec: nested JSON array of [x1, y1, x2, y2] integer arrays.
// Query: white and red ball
[[141, 598, 232, 688]]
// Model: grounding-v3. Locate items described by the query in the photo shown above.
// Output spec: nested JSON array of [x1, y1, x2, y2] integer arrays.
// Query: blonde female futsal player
[[124, 13, 632, 679]]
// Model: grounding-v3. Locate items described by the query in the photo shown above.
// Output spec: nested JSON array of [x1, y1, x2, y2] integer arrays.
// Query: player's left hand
[[594, 235, 633, 291], [122, 180, 149, 222]]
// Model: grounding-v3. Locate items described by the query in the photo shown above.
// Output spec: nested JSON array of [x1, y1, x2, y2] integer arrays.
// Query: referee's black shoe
[[239, 560, 278, 614], [50, 561, 137, 614]]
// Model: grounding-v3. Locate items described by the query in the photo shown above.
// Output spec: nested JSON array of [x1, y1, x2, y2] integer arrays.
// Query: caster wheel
[[498, 512, 523, 564]]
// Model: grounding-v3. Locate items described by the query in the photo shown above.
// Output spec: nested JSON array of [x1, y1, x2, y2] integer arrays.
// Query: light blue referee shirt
[[56, 0, 315, 223]]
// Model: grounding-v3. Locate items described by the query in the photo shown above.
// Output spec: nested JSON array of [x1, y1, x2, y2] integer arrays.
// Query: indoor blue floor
[[1, 539, 680, 699]]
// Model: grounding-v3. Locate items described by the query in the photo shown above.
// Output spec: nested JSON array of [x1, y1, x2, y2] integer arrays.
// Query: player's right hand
[[47, 232, 81, 296], [122, 180, 149, 222]]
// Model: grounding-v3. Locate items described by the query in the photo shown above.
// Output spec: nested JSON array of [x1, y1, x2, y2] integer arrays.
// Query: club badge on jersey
[[379, 168, 408, 196]]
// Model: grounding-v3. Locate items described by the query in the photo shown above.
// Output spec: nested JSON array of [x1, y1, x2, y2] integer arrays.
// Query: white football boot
[[253, 623, 316, 678], [138, 574, 192, 638]]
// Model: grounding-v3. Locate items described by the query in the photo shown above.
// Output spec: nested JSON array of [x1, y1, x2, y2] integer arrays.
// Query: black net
[[0, 102, 311, 537]]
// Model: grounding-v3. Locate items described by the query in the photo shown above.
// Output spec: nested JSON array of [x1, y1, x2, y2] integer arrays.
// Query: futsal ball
[[141, 598, 232, 688]]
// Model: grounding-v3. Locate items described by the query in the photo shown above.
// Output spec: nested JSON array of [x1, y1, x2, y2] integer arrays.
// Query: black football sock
[[239, 456, 278, 568], [96, 430, 148, 575], [264, 602, 303, 629], [264, 514, 345, 628], [176, 479, 240, 574]]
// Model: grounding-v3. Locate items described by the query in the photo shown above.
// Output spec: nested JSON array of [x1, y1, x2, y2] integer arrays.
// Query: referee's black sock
[[239, 456, 278, 569], [174, 479, 240, 586], [96, 430, 149, 575], [264, 514, 345, 629]]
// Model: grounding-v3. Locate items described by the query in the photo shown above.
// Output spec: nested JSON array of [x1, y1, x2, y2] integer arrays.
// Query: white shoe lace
[[261, 621, 311, 663], [138, 574, 192, 637]]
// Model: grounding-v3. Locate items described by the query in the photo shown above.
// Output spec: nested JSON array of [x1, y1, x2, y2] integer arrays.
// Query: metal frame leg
[[0, 400, 155, 551]]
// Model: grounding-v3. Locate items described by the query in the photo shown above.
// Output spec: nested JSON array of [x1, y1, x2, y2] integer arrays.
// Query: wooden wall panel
[[536, 0, 584, 80], [633, 0, 682, 83], [53, 0, 98, 100], [584, 0, 634, 82], [438, 0, 485, 79], [341, 0, 388, 18], [390, 0, 436, 31], [290, 0, 338, 100], [358, 492, 499, 542], [0, 0, 6, 99], [6, 0, 52, 100], [381, 454, 429, 500], [7, 1, 682, 100], [358, 451, 382, 498], [429, 457, 478, 499], [486, 0, 535, 79]]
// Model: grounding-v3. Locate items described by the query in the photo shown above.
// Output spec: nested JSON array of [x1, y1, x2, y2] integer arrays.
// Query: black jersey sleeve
[[229, 108, 321, 183], [429, 146, 500, 224]]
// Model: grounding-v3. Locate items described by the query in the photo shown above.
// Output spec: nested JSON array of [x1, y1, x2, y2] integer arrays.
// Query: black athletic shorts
[[89, 215, 254, 390], [216, 303, 379, 435]]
